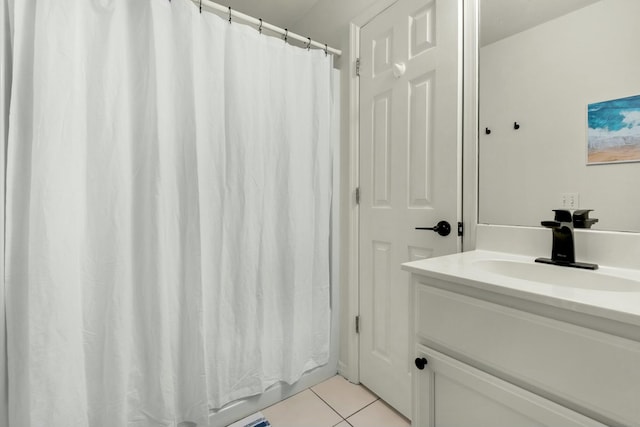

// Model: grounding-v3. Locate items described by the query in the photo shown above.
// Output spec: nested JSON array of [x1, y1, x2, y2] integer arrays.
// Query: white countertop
[[402, 250, 640, 327]]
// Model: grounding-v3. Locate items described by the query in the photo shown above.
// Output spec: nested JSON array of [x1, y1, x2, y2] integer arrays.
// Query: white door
[[358, 0, 462, 417]]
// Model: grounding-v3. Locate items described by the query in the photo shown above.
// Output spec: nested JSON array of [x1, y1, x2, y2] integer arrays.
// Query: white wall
[[479, 0, 640, 232]]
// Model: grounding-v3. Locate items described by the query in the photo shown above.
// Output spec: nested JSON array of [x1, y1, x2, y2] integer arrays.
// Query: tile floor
[[260, 375, 410, 427]]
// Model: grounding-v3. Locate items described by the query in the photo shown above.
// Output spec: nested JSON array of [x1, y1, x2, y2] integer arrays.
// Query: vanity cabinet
[[413, 345, 604, 427], [410, 276, 640, 427]]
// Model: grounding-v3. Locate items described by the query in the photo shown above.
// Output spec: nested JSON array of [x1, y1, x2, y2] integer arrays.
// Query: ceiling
[[480, 0, 601, 46]]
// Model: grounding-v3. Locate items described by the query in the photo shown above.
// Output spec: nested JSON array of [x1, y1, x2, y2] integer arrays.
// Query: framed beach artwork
[[587, 94, 640, 164]]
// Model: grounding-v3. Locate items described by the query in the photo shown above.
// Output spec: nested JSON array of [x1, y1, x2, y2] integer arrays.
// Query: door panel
[[372, 92, 392, 207], [359, 0, 461, 417], [408, 71, 435, 208], [414, 345, 605, 427]]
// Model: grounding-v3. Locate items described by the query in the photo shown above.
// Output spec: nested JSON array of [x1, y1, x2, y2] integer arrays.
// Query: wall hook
[[485, 127, 491, 135], [514, 122, 520, 130]]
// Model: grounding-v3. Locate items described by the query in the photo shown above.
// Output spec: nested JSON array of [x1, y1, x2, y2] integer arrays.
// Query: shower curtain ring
[[324, 43, 328, 56], [306, 37, 312, 50], [283, 29, 288, 43], [258, 18, 263, 34], [228, 6, 232, 24], [199, 0, 202, 13]]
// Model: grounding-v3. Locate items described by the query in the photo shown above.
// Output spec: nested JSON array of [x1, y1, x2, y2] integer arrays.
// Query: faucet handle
[[573, 209, 598, 229], [552, 209, 573, 223], [541, 220, 561, 228]]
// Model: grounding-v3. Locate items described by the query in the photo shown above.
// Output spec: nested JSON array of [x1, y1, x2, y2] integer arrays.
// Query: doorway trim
[[342, 0, 479, 384], [462, 0, 479, 251]]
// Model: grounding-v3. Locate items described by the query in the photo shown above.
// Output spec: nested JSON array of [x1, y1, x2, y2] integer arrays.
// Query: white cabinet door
[[359, 0, 462, 416], [413, 345, 605, 427]]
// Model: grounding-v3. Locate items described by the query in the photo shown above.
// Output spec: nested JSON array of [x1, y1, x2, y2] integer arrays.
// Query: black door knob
[[414, 357, 428, 370], [415, 220, 451, 236]]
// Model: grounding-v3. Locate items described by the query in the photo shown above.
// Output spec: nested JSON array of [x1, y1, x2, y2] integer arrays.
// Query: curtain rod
[[189, 0, 342, 56]]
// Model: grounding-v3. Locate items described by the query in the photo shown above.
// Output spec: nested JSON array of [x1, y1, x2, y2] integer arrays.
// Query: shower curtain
[[4, 0, 333, 426]]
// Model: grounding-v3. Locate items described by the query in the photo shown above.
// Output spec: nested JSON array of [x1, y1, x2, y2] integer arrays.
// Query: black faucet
[[535, 209, 598, 270]]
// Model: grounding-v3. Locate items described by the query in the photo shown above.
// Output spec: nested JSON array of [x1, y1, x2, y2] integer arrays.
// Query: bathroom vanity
[[403, 249, 640, 427]]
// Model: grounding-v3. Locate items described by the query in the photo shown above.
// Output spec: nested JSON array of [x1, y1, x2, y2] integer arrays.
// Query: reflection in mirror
[[478, 0, 640, 232]]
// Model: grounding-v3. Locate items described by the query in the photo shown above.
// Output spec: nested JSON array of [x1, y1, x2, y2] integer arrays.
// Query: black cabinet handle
[[415, 357, 428, 370], [416, 220, 451, 236]]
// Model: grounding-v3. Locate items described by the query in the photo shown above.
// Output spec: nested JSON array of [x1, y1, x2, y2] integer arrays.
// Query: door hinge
[[355, 187, 360, 205], [356, 58, 361, 77], [355, 315, 360, 334], [458, 221, 463, 237]]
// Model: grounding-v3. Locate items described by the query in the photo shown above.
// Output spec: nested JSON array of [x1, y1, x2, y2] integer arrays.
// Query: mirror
[[478, 0, 640, 232]]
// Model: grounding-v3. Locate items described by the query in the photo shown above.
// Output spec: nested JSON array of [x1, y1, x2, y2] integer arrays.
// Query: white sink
[[402, 249, 640, 327], [473, 259, 640, 292]]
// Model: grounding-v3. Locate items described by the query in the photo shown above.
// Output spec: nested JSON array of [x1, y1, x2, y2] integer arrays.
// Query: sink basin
[[473, 259, 640, 292]]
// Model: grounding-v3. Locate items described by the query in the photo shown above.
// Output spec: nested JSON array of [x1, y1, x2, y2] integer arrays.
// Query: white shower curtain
[[4, 0, 333, 426]]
